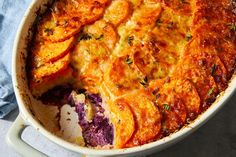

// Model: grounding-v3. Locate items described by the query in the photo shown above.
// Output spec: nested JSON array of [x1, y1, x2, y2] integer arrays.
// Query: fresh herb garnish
[[44, 28, 53, 36], [96, 34, 104, 40], [167, 22, 174, 29], [125, 57, 133, 65], [207, 87, 215, 96], [78, 33, 92, 41], [156, 19, 162, 27], [185, 32, 192, 41], [210, 64, 217, 76], [140, 76, 148, 87], [163, 104, 171, 111], [227, 23, 236, 31], [152, 87, 159, 95], [156, 93, 161, 99], [127, 36, 134, 46]]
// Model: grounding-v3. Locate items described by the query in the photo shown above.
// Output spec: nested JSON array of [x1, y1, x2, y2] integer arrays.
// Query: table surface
[[1, 92, 236, 157]]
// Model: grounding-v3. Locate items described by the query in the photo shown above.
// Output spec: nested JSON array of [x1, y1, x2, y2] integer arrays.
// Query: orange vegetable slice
[[32, 37, 74, 67], [104, 0, 131, 27], [108, 99, 135, 148]]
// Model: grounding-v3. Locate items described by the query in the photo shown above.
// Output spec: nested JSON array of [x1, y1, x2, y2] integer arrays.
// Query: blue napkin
[[0, 0, 31, 118]]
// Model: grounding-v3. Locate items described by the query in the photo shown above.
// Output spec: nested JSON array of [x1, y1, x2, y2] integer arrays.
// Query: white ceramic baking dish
[[6, 0, 236, 157]]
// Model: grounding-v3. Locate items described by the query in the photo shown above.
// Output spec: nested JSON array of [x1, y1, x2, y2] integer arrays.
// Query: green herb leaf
[[140, 76, 148, 87], [44, 28, 54, 36], [125, 57, 133, 65], [227, 23, 236, 31], [163, 104, 171, 111], [156, 19, 162, 27], [96, 34, 104, 40], [156, 93, 161, 99], [207, 87, 215, 96], [167, 22, 174, 29], [127, 36, 134, 46], [210, 64, 217, 76], [152, 87, 159, 95], [185, 32, 192, 41], [78, 33, 92, 41]]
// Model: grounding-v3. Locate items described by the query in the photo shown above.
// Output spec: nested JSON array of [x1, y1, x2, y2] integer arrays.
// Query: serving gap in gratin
[[22, 0, 236, 149]]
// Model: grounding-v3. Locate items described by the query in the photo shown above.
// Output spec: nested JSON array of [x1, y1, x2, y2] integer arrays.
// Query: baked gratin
[[27, 0, 236, 149]]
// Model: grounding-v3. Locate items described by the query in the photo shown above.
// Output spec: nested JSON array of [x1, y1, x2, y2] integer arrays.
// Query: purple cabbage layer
[[69, 92, 113, 147]]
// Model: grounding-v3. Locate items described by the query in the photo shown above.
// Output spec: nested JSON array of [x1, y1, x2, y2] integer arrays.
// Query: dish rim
[[12, 0, 236, 156]]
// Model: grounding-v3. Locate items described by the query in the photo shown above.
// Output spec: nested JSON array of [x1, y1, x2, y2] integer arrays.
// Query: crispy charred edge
[[26, 1, 57, 91]]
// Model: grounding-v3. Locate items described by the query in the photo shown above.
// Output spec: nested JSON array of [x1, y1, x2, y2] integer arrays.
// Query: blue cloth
[[0, 0, 31, 118]]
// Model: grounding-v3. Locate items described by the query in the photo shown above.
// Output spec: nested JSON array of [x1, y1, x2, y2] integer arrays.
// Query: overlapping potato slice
[[104, 0, 131, 27], [84, 20, 118, 50], [52, 0, 110, 25], [30, 67, 73, 97], [132, 45, 170, 80], [172, 55, 219, 111], [124, 92, 161, 147], [167, 79, 200, 120], [162, 0, 192, 16], [190, 24, 236, 79], [186, 39, 227, 91], [108, 99, 135, 148], [156, 89, 187, 135], [38, 13, 81, 42], [152, 8, 191, 53], [193, 0, 236, 25], [131, 3, 162, 28], [32, 53, 70, 80], [71, 39, 110, 93], [32, 37, 74, 67], [103, 55, 142, 97]]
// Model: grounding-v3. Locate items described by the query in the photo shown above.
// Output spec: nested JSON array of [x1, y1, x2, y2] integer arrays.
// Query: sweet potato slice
[[72, 39, 109, 74], [108, 99, 135, 148], [190, 24, 236, 79], [131, 3, 162, 28], [163, 0, 192, 16], [31, 53, 70, 81], [104, 0, 131, 27], [38, 13, 81, 42], [30, 67, 73, 97], [170, 79, 201, 120], [103, 56, 142, 97], [172, 55, 219, 111], [52, 0, 110, 25], [124, 92, 161, 147], [32, 37, 74, 67], [132, 45, 170, 80], [193, 0, 236, 25], [71, 40, 110, 92], [85, 20, 118, 50], [155, 86, 187, 135]]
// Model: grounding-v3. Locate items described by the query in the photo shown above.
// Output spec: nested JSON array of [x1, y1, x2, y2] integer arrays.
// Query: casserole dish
[[6, 0, 236, 156]]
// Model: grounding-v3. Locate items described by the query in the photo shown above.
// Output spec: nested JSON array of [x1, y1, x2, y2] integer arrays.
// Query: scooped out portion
[[68, 91, 113, 147]]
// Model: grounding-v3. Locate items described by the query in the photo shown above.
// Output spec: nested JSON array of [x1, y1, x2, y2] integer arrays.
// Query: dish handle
[[6, 115, 47, 157]]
